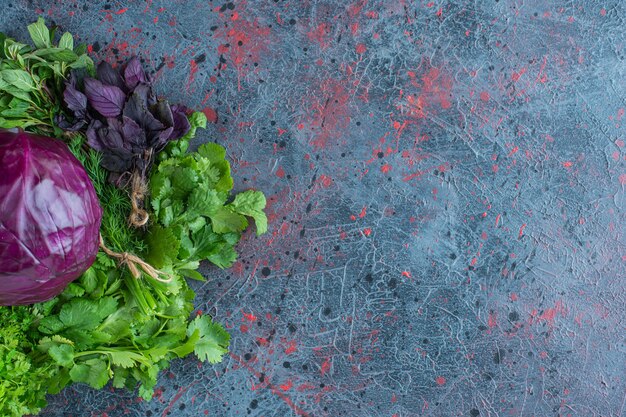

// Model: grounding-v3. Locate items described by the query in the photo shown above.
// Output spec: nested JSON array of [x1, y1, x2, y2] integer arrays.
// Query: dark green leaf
[[146, 224, 180, 269], [69, 358, 110, 389], [73, 43, 87, 55], [34, 47, 78, 62]]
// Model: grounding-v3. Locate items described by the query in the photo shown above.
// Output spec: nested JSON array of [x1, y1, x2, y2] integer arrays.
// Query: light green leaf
[[49, 344, 75, 367], [213, 160, 234, 192], [112, 367, 128, 388], [171, 111, 207, 151], [0, 117, 30, 128], [188, 216, 207, 233], [170, 328, 200, 357], [209, 207, 248, 234], [0, 105, 29, 118], [179, 268, 205, 281], [187, 316, 230, 364], [58, 32, 73, 50], [171, 166, 198, 196], [189, 226, 221, 260], [1, 97, 31, 119], [59, 297, 117, 330], [97, 307, 133, 342], [0, 87, 33, 104], [150, 172, 172, 205], [1, 69, 36, 91], [197, 142, 226, 163], [187, 186, 225, 217], [27, 17, 50, 49], [229, 190, 268, 235], [80, 267, 98, 294], [189, 111, 207, 129], [63, 283, 86, 298], [131, 318, 161, 348], [68, 53, 94, 73], [108, 351, 145, 368], [38, 316, 65, 334]]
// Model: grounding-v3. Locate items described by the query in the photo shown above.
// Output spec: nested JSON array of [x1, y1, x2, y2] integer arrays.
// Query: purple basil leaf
[[152, 100, 174, 127], [56, 115, 86, 131], [63, 82, 88, 114], [84, 78, 126, 118], [97, 126, 125, 150], [105, 117, 123, 132], [131, 83, 156, 107], [96, 61, 126, 90], [121, 116, 147, 152], [123, 56, 147, 89], [124, 92, 164, 133], [171, 103, 189, 114], [148, 127, 174, 152], [122, 92, 143, 122], [169, 109, 191, 140], [101, 148, 134, 173], [86, 120, 105, 151]]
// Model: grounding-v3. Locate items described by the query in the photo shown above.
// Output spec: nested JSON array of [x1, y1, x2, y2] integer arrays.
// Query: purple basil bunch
[[59, 57, 190, 181]]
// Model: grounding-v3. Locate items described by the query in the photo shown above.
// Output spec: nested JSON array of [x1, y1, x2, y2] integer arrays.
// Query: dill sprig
[[67, 136, 146, 254]]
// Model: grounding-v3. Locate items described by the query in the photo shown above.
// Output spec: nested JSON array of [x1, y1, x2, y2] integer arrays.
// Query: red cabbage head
[[0, 130, 102, 305]]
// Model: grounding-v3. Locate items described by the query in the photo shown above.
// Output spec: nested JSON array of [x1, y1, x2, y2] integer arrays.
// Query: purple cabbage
[[58, 57, 191, 181], [0, 130, 102, 305]]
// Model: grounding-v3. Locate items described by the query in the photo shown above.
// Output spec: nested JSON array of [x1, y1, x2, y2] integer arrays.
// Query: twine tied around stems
[[98, 235, 172, 283], [129, 171, 149, 227]]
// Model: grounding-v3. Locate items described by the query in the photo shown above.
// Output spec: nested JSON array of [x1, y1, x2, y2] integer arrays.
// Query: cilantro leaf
[[207, 242, 239, 269], [48, 344, 75, 367], [187, 185, 225, 217], [108, 351, 146, 368], [187, 316, 230, 364], [197, 142, 226, 163], [69, 358, 110, 389], [230, 190, 268, 235], [209, 206, 248, 234], [58, 297, 117, 330], [146, 224, 181, 269]]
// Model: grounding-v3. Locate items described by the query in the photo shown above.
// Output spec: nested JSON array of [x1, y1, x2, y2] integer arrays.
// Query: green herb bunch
[[0, 17, 93, 134], [148, 112, 268, 274], [0, 18, 267, 416]]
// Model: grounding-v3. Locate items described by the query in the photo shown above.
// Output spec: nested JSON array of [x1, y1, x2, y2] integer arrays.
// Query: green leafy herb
[[0, 306, 54, 417], [0, 18, 253, 416], [0, 17, 94, 134], [149, 112, 268, 270]]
